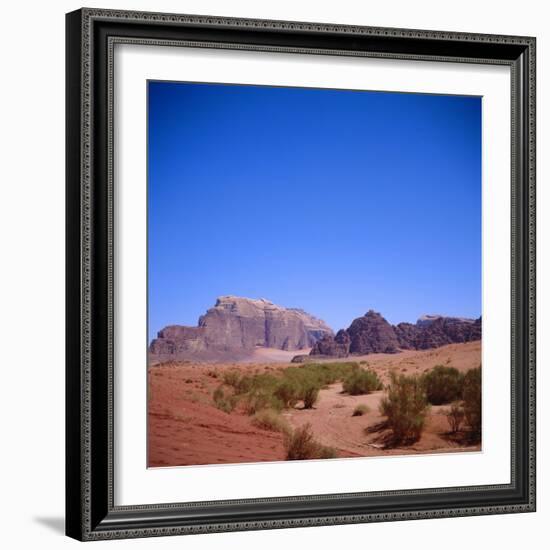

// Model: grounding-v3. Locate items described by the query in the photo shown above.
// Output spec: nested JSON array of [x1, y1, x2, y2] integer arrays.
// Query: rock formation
[[150, 296, 333, 361], [310, 329, 351, 358], [310, 311, 481, 358], [347, 310, 401, 354], [395, 316, 482, 350]]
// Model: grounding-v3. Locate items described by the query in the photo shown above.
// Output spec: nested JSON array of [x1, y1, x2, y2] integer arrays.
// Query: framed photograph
[[66, 8, 536, 541]]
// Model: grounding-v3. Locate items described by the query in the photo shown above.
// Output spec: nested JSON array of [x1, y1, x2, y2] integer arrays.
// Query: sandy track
[[285, 383, 480, 458], [285, 385, 385, 457]]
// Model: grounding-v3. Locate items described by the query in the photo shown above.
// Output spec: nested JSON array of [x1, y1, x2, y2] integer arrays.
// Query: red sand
[[148, 341, 481, 467]]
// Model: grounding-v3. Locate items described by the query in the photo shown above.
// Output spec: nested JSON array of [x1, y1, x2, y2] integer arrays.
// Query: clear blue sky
[[148, 81, 481, 342]]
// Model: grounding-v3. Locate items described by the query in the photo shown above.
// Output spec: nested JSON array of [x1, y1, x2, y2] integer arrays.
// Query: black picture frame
[[66, 7, 536, 541]]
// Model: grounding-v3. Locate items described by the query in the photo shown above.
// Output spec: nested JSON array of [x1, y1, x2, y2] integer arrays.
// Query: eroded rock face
[[149, 326, 207, 355], [149, 296, 333, 361], [310, 329, 351, 357], [395, 316, 482, 350], [309, 312, 481, 358], [347, 310, 401, 354], [393, 322, 418, 350]]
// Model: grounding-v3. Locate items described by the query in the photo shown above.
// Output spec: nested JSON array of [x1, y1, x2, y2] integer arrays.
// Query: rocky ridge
[[310, 311, 481, 358]]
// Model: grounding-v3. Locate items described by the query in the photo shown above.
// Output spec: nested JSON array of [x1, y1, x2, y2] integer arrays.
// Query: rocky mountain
[[395, 316, 481, 350], [149, 296, 333, 361], [310, 311, 481, 358], [347, 310, 401, 354]]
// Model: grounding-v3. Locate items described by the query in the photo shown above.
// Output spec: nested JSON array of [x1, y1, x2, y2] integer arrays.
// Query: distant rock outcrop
[[310, 311, 481, 358], [150, 296, 333, 361], [310, 329, 351, 358], [347, 310, 401, 354], [395, 316, 482, 350]]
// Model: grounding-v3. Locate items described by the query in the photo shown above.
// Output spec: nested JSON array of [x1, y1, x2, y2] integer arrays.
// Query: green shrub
[[284, 423, 337, 460], [422, 365, 464, 405], [302, 384, 320, 409], [342, 370, 382, 395], [297, 362, 360, 388], [243, 373, 279, 395], [251, 409, 291, 434], [274, 380, 301, 408], [281, 367, 318, 392], [212, 385, 238, 413], [222, 369, 242, 388], [234, 376, 254, 394], [352, 404, 370, 417], [213, 385, 225, 403], [463, 366, 481, 439], [243, 388, 284, 415], [380, 372, 430, 444], [213, 362, 364, 417], [446, 401, 465, 433]]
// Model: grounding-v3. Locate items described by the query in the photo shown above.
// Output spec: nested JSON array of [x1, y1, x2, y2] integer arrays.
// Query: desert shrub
[[222, 369, 242, 388], [213, 385, 225, 403], [380, 372, 430, 444], [251, 409, 291, 434], [302, 384, 320, 409], [276, 367, 326, 408], [446, 401, 465, 433], [316, 445, 338, 459], [250, 372, 280, 390], [212, 385, 238, 413], [321, 361, 360, 381], [281, 367, 319, 392], [463, 366, 482, 438], [352, 404, 370, 417], [422, 365, 464, 405], [216, 362, 362, 417], [234, 375, 254, 394], [274, 380, 301, 408], [297, 362, 360, 388], [284, 423, 337, 460], [284, 424, 316, 460], [221, 370, 252, 394], [342, 370, 382, 395], [243, 388, 284, 415], [242, 373, 279, 395]]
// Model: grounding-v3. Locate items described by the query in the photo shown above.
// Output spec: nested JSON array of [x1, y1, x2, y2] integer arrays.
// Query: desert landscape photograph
[[147, 81, 482, 467]]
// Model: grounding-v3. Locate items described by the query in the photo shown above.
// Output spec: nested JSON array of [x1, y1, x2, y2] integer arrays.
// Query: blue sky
[[148, 81, 481, 342]]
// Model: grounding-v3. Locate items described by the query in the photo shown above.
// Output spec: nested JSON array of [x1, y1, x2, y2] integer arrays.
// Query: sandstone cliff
[[150, 296, 333, 361]]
